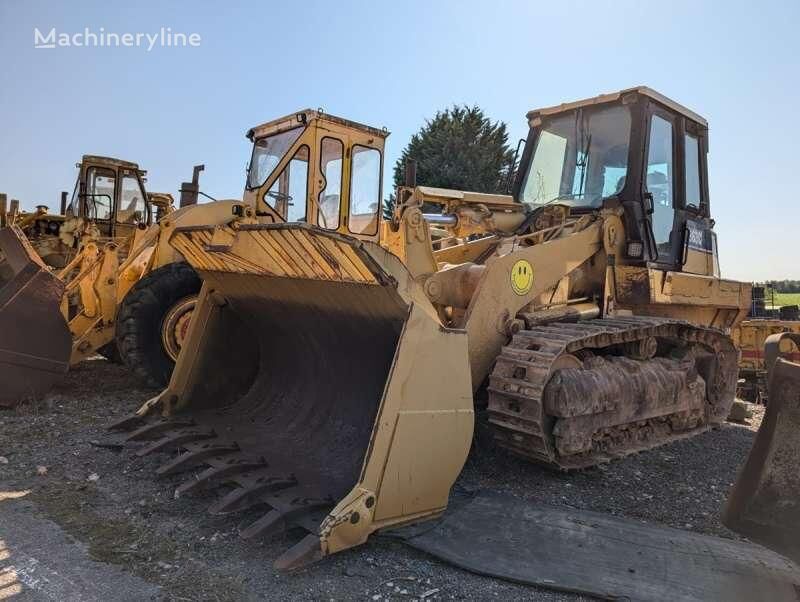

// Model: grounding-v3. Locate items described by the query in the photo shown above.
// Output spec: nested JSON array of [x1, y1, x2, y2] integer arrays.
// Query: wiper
[[574, 109, 592, 198]]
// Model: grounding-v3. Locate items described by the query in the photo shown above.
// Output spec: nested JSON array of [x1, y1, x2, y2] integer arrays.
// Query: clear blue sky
[[1, 0, 798, 281]]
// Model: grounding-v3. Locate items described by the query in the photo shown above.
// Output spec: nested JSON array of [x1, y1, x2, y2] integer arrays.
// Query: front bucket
[[723, 332, 800, 564], [119, 223, 474, 569], [0, 226, 71, 406]]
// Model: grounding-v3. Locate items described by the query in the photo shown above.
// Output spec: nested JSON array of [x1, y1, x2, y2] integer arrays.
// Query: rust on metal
[[487, 316, 738, 469], [0, 226, 71, 406], [724, 332, 800, 564]]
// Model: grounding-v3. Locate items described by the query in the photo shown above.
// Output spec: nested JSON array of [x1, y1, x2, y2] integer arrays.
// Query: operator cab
[[515, 87, 718, 277], [244, 110, 387, 242], [66, 155, 152, 239]]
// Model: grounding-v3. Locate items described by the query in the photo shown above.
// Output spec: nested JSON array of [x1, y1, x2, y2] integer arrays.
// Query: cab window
[[348, 145, 381, 235], [118, 170, 148, 224], [318, 137, 343, 230], [266, 145, 309, 221], [248, 127, 304, 189], [684, 133, 702, 210], [645, 114, 675, 257], [85, 167, 115, 220]]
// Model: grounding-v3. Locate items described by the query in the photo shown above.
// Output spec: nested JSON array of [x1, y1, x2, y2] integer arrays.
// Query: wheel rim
[[161, 296, 197, 362]]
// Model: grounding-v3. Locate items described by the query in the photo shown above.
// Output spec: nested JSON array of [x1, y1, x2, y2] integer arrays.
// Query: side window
[[684, 133, 702, 210], [266, 145, 309, 222], [645, 114, 675, 256], [318, 137, 343, 230], [522, 130, 567, 204], [85, 167, 115, 221], [348, 146, 381, 235], [118, 171, 147, 224], [248, 127, 304, 189], [67, 177, 79, 215]]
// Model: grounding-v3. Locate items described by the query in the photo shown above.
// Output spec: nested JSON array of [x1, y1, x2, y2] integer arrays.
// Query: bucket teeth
[[125, 419, 195, 442], [155, 440, 240, 477], [273, 534, 323, 572], [135, 427, 215, 457], [239, 496, 331, 541], [207, 472, 298, 515], [175, 454, 267, 497], [107, 414, 146, 432]]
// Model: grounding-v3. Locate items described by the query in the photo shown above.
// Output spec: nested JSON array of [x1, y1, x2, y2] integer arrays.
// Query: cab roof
[[527, 86, 708, 129], [80, 155, 145, 175], [247, 109, 390, 142]]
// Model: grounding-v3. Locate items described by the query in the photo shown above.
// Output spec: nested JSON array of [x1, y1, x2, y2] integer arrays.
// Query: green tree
[[391, 105, 517, 195]]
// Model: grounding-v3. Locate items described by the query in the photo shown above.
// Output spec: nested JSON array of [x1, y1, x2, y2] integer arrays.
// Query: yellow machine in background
[[733, 318, 800, 402], [0, 157, 254, 404], [113, 89, 750, 569], [725, 331, 800, 564]]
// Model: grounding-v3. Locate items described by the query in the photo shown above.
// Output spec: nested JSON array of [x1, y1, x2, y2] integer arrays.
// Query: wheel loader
[[0, 156, 265, 405], [111, 89, 753, 569]]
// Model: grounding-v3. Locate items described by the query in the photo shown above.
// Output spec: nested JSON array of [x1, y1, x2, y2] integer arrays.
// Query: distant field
[[770, 292, 800, 306]]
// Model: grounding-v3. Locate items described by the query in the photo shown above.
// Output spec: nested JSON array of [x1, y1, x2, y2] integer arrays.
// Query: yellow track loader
[[0, 157, 265, 405], [113, 89, 750, 569]]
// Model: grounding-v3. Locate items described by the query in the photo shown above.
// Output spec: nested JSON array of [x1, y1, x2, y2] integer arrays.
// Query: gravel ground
[[0, 358, 764, 601]]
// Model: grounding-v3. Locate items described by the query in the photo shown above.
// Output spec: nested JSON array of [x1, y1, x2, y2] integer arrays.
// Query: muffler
[[0, 226, 71, 406], [723, 332, 800, 564]]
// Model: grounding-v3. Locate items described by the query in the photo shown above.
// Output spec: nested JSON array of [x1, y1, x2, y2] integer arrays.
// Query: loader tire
[[116, 262, 201, 388]]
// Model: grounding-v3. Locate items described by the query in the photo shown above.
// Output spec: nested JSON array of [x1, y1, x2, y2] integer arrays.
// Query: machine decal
[[511, 259, 534, 295], [686, 221, 714, 253]]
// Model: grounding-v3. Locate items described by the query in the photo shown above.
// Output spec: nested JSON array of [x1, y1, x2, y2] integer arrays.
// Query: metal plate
[[392, 490, 800, 601]]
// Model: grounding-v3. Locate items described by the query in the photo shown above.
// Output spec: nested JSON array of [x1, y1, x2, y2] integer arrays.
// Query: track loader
[[113, 89, 751, 569], [0, 157, 261, 405]]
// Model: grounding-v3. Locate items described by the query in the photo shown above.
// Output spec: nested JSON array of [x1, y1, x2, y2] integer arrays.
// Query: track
[[487, 316, 738, 470]]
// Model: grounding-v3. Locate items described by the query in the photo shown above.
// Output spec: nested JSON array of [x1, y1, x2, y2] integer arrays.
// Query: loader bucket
[[723, 332, 800, 564], [121, 223, 474, 569], [0, 226, 71, 406]]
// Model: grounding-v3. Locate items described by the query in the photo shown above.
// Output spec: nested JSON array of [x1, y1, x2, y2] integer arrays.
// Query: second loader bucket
[[723, 332, 800, 564], [117, 223, 474, 569], [0, 226, 71, 406]]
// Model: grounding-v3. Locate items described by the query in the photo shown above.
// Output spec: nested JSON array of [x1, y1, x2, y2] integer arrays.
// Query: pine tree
[[391, 105, 517, 197]]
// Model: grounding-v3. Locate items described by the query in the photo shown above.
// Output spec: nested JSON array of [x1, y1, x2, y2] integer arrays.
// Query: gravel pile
[[0, 359, 763, 601]]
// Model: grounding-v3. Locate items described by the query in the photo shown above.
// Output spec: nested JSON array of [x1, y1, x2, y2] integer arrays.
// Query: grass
[[769, 292, 800, 307]]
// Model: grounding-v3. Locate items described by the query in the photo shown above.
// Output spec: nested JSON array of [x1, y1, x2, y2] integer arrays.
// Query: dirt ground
[[0, 358, 765, 601]]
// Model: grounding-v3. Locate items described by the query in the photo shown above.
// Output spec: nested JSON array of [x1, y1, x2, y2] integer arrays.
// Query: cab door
[[343, 130, 383, 242], [643, 105, 682, 267], [114, 169, 150, 240], [82, 164, 117, 237], [312, 126, 346, 232], [310, 123, 383, 242]]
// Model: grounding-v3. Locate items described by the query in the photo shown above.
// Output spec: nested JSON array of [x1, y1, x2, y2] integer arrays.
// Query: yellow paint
[[510, 259, 534, 295]]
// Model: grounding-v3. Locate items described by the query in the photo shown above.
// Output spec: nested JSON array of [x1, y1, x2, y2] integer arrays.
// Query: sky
[[0, 0, 798, 281]]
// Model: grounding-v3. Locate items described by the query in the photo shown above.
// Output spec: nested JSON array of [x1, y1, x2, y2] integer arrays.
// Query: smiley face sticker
[[510, 259, 534, 295]]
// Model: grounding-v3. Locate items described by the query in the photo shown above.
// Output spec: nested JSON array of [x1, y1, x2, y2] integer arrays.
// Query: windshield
[[247, 126, 304, 189], [519, 104, 631, 209]]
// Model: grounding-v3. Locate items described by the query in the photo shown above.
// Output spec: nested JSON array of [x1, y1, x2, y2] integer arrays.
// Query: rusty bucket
[[723, 332, 800, 564], [0, 226, 71, 406]]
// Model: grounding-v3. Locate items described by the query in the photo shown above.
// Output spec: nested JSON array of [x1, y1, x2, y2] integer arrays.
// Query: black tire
[[116, 262, 201, 387]]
